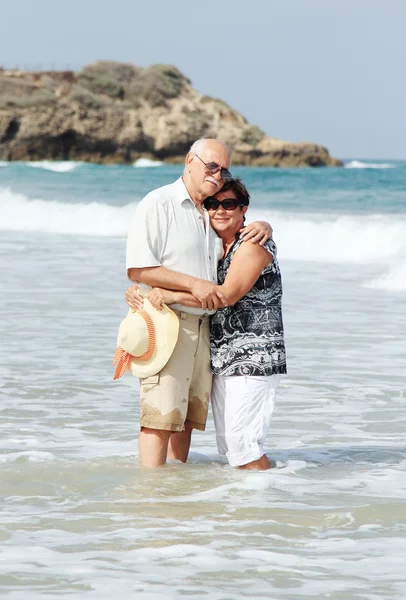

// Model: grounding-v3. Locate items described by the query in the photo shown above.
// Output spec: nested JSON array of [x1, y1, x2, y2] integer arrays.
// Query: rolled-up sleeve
[[126, 195, 167, 271]]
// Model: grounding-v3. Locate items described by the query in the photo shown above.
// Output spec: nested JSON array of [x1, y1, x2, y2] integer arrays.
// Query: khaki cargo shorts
[[139, 310, 212, 432]]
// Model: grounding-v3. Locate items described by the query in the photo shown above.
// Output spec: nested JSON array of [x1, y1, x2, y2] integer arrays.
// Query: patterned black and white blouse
[[210, 236, 287, 377]]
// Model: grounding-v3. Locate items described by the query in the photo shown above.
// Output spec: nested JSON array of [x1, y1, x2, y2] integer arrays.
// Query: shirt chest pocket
[[164, 209, 204, 251]]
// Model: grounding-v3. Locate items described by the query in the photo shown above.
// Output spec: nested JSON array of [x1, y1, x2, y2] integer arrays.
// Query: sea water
[[0, 159, 405, 599]]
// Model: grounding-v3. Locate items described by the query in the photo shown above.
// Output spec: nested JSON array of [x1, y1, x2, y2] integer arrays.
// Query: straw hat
[[112, 299, 179, 379]]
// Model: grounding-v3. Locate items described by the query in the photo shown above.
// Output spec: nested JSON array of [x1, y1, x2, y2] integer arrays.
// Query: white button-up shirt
[[126, 177, 223, 315]]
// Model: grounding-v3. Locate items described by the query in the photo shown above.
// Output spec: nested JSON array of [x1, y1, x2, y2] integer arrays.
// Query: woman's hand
[[125, 284, 144, 310], [147, 288, 178, 311], [240, 221, 273, 246]]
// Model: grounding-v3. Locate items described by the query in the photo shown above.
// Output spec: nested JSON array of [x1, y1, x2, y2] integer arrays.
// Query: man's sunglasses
[[194, 154, 232, 181], [204, 197, 243, 211]]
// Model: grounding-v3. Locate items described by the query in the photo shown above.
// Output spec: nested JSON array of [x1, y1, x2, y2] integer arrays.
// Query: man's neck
[[182, 176, 205, 207]]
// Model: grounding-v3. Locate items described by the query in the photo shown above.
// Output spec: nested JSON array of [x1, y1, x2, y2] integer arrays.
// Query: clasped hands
[[125, 220, 272, 311], [125, 279, 227, 312]]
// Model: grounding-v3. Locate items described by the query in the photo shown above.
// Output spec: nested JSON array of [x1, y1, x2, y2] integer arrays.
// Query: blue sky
[[1, 0, 405, 159]]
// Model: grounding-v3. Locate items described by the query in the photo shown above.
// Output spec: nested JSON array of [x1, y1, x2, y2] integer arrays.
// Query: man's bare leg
[[138, 427, 172, 468], [167, 423, 193, 463], [238, 454, 272, 470]]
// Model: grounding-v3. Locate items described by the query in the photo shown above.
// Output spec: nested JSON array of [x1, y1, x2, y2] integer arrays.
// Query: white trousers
[[211, 374, 280, 467]]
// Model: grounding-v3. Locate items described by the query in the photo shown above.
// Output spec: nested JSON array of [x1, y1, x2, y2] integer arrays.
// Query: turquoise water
[[0, 158, 405, 599], [1, 159, 405, 213]]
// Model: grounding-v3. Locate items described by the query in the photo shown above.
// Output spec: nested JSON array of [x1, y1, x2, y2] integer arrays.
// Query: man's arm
[[240, 221, 273, 246], [125, 283, 201, 312], [126, 238, 271, 312], [128, 266, 227, 311], [140, 243, 272, 310], [126, 196, 226, 311]]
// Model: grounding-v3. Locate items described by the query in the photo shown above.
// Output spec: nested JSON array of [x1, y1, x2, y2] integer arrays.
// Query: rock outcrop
[[0, 61, 342, 167]]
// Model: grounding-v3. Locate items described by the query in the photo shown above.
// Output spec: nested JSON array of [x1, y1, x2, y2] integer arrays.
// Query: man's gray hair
[[189, 138, 231, 161]]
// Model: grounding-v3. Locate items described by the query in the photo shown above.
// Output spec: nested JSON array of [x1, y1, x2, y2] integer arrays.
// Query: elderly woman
[[127, 178, 286, 470]]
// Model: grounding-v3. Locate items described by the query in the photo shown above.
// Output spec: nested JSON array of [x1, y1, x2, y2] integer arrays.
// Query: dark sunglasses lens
[[206, 162, 221, 174], [205, 198, 240, 210], [222, 199, 239, 210], [205, 199, 220, 210], [204, 161, 232, 180]]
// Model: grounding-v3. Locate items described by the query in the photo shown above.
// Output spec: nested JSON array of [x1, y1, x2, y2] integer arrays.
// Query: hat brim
[[119, 299, 179, 379]]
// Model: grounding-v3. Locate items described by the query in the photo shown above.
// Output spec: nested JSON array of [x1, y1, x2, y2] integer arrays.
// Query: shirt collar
[[173, 177, 194, 205]]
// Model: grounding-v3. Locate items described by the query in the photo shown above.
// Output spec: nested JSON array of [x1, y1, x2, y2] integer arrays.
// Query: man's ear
[[185, 152, 193, 169], [242, 206, 248, 217]]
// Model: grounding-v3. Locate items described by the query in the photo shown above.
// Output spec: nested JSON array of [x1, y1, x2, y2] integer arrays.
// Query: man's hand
[[191, 279, 228, 311], [147, 288, 178, 311], [240, 221, 273, 246], [125, 284, 144, 310]]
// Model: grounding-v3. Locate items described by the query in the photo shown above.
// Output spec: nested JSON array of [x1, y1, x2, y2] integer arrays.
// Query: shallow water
[[1, 161, 406, 599]]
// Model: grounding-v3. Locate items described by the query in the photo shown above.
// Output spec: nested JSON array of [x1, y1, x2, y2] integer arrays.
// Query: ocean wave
[[344, 160, 396, 169], [1, 187, 405, 291], [27, 160, 82, 173], [0, 450, 55, 463], [366, 262, 406, 292], [133, 158, 163, 168], [0, 161, 9, 167], [1, 187, 405, 256], [272, 213, 405, 264], [0, 187, 134, 236]]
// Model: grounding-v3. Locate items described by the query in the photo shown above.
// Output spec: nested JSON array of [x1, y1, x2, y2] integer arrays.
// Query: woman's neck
[[221, 231, 239, 255]]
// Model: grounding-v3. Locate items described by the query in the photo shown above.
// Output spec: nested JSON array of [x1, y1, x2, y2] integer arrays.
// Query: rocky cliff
[[0, 61, 342, 167]]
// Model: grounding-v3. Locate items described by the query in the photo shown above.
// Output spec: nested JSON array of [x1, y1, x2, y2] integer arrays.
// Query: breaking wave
[[344, 160, 396, 169], [133, 158, 163, 167], [1, 187, 405, 292], [27, 161, 83, 173]]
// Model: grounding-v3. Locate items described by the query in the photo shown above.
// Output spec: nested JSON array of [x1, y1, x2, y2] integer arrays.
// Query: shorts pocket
[[141, 374, 160, 388]]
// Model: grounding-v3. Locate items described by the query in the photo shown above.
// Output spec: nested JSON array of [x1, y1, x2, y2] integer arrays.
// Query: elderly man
[[126, 138, 271, 468]]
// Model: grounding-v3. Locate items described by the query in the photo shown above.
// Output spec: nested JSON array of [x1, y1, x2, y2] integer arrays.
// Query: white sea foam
[[0, 187, 134, 236], [344, 160, 396, 169], [257, 212, 406, 296], [0, 161, 9, 167], [133, 158, 163, 167], [0, 450, 55, 463], [27, 160, 82, 173], [1, 187, 406, 292], [367, 261, 406, 292]]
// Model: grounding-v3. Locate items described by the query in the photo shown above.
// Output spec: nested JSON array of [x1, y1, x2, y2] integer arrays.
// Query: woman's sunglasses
[[204, 197, 243, 211]]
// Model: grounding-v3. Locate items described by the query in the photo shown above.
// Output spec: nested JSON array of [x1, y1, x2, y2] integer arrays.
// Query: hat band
[[135, 309, 156, 360]]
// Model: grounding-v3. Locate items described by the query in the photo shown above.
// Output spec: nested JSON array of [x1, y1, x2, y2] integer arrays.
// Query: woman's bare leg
[[238, 454, 272, 470]]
